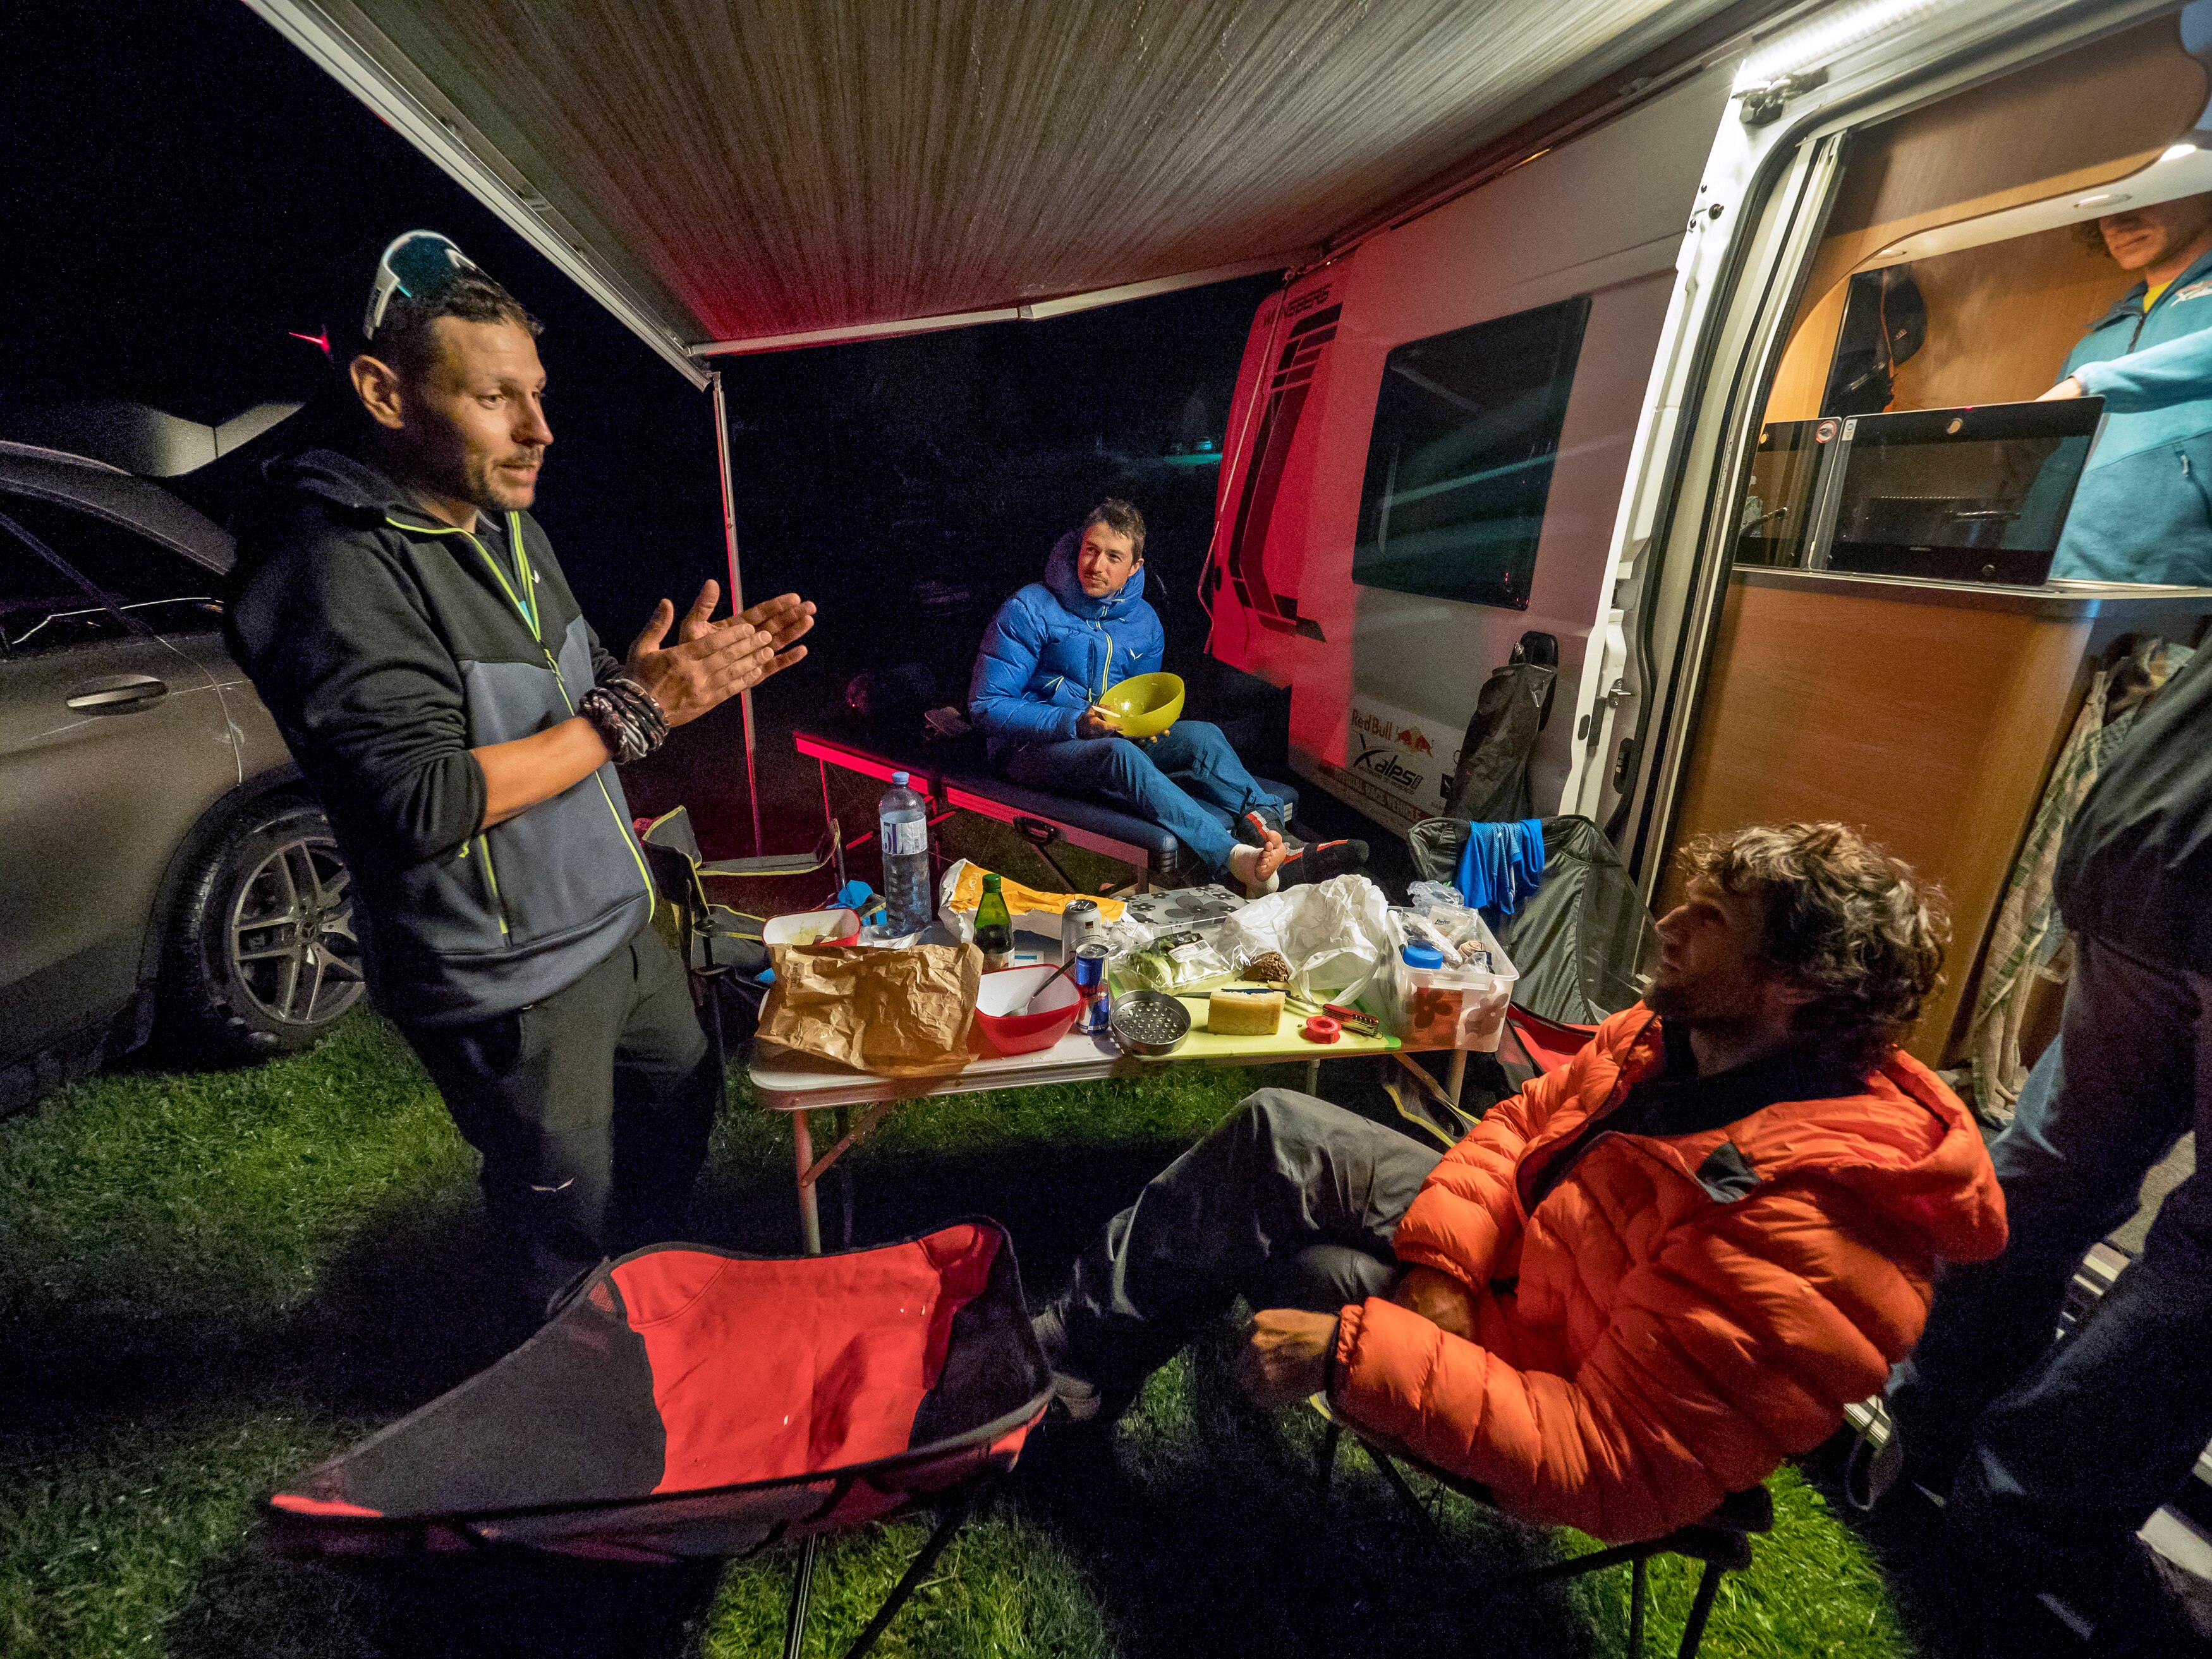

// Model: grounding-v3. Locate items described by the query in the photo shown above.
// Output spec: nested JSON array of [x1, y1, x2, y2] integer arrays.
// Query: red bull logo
[[1397, 727, 1434, 756]]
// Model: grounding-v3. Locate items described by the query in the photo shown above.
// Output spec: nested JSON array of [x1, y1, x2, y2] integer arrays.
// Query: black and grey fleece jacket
[[226, 449, 653, 1026]]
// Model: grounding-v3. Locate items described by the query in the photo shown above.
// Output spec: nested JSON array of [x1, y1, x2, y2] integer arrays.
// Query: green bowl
[[1100, 672, 1184, 739]]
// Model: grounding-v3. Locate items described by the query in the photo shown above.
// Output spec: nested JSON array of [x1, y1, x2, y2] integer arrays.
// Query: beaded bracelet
[[579, 671, 668, 764]]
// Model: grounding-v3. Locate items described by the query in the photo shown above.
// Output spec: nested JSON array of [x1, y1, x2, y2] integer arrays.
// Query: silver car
[[0, 437, 362, 1112]]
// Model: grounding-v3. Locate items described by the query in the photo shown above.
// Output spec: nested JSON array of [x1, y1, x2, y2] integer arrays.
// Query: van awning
[[247, 1, 1752, 384]]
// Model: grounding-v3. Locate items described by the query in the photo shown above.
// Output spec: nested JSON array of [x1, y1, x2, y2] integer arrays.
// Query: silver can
[[1073, 943, 1112, 1035], [1060, 898, 1101, 963]]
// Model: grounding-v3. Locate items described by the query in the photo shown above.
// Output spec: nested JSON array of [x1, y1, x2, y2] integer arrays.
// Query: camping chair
[[1311, 1400, 1773, 1659], [264, 1221, 1054, 1659], [1502, 1004, 1598, 1079], [638, 806, 844, 1066]]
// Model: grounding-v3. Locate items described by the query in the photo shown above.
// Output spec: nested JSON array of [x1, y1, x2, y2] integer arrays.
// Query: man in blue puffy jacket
[[2042, 193, 2212, 586], [968, 500, 1291, 890]]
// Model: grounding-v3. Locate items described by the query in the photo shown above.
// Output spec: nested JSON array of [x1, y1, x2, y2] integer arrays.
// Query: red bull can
[[1073, 943, 1111, 1035]]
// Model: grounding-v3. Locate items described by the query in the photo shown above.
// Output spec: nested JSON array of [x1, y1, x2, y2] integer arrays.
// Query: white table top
[[749, 998, 1400, 1112]]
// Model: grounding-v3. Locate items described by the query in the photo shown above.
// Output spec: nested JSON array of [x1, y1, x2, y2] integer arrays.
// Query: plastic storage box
[[1380, 908, 1517, 1052]]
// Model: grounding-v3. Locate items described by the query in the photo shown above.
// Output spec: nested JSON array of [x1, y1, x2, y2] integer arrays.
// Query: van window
[[1352, 295, 1590, 610]]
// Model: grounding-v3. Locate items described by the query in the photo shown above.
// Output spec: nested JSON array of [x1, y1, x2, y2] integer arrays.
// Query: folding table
[[751, 1009, 1399, 1253]]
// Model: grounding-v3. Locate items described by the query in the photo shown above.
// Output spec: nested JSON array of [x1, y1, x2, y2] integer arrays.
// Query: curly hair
[[1679, 822, 1948, 1071]]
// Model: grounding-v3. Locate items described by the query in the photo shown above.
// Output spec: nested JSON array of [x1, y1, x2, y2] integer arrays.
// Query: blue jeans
[[1885, 933, 2212, 1614], [1000, 719, 1284, 878]]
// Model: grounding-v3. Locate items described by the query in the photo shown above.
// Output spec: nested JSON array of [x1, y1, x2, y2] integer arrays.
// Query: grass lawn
[[0, 1012, 1923, 1658]]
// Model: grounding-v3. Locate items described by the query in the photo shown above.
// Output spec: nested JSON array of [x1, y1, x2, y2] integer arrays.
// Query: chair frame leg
[[833, 1106, 855, 1249], [1675, 1559, 1725, 1659], [1316, 1420, 1343, 1500], [1344, 1430, 1747, 1658], [1369, 1447, 1443, 1537], [839, 1476, 992, 1659], [784, 1535, 818, 1659]]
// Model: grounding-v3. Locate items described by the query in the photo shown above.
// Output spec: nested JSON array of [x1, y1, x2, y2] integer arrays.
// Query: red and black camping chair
[[265, 1221, 1052, 1659], [1502, 1004, 1598, 1079]]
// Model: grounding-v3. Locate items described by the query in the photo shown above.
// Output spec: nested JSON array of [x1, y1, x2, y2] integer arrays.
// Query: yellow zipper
[[475, 836, 512, 937], [390, 512, 653, 904]]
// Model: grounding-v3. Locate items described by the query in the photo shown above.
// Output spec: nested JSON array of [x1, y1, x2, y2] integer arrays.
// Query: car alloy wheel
[[227, 830, 364, 1028]]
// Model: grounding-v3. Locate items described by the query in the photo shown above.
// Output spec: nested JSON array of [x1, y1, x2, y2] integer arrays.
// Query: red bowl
[[973, 964, 1084, 1055]]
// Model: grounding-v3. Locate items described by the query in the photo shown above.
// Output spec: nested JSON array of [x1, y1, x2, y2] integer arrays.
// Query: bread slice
[[1207, 986, 1284, 1036]]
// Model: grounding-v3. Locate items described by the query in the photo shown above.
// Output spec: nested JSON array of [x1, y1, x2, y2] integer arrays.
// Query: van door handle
[[66, 674, 169, 714]]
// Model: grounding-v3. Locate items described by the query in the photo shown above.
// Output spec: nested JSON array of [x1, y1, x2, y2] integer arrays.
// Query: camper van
[[1200, 1, 2212, 1068]]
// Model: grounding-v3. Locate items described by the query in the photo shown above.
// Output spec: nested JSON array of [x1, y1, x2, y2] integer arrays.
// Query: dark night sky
[[1, 0, 1268, 650], [1, 0, 1275, 846]]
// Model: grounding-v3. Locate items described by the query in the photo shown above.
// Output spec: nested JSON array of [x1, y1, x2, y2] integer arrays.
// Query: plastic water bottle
[[878, 771, 932, 935]]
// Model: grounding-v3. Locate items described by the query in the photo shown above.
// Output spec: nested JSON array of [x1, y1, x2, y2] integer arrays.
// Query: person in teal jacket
[[968, 500, 1291, 889], [2042, 193, 2212, 585]]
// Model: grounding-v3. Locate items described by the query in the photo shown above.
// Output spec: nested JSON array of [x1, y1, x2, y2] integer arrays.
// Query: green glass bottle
[[975, 872, 1014, 967]]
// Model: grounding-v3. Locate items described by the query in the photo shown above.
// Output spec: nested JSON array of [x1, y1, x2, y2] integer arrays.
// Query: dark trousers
[[1885, 933, 2212, 1615], [401, 918, 722, 1313], [1047, 1090, 1441, 1392]]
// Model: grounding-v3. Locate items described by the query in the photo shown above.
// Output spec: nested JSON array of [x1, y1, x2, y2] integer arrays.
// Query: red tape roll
[[1301, 1015, 1342, 1044]]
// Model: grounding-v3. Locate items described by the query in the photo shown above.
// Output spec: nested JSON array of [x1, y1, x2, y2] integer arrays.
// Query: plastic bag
[[1213, 875, 1394, 1006], [1121, 928, 1234, 994], [1406, 880, 1465, 916]]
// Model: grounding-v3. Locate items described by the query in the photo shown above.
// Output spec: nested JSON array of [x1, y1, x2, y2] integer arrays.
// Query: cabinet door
[[0, 495, 239, 1062]]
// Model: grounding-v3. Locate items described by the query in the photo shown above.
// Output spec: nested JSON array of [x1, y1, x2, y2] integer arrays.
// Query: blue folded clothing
[[1456, 818, 1546, 923]]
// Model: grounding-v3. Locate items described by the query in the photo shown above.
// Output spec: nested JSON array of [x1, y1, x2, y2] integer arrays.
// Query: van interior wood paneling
[[1762, 16, 2204, 422], [1666, 578, 2212, 1067], [1665, 581, 2090, 1067], [1884, 228, 2137, 410]]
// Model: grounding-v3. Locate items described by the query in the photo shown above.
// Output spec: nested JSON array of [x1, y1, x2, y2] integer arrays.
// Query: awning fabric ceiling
[[252, 1, 1741, 375]]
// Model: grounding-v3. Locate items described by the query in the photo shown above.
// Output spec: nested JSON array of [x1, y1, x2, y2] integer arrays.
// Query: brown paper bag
[[755, 943, 981, 1076]]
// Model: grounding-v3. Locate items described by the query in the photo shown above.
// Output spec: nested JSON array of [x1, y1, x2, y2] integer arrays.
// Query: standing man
[[2042, 193, 2212, 586], [1881, 635, 2212, 1654], [228, 232, 816, 1316]]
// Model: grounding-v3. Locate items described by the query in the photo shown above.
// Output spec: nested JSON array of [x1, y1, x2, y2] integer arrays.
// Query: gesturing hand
[[626, 581, 817, 728], [1234, 1309, 1339, 1411]]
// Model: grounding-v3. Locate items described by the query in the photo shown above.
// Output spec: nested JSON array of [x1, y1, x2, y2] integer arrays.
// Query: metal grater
[[1109, 990, 1191, 1055]]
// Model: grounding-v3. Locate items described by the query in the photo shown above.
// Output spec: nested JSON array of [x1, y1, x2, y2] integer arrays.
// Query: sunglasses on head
[[363, 231, 483, 341]]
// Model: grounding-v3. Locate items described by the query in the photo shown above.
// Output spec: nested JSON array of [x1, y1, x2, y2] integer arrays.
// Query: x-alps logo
[[1350, 734, 1426, 793]]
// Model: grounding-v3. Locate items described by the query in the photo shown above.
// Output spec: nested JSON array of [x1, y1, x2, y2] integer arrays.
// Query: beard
[[467, 451, 542, 513]]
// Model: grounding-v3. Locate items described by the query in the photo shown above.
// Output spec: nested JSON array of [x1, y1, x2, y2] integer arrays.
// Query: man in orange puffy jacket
[[1033, 822, 2007, 1543]]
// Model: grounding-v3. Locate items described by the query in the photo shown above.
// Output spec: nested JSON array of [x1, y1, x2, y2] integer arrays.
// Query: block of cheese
[[1207, 987, 1284, 1036]]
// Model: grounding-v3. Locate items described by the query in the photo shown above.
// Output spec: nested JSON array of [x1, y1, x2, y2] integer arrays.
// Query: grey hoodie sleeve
[[231, 534, 486, 867]]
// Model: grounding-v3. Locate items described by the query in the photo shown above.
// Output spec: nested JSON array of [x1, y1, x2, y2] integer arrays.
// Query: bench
[[793, 719, 1297, 892]]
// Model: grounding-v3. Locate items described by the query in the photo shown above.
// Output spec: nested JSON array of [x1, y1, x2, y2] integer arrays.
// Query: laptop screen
[[1823, 400, 2105, 583], [1741, 399, 2104, 585]]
